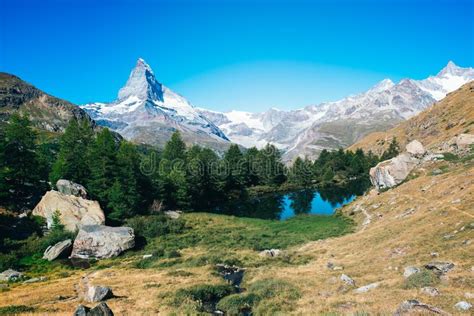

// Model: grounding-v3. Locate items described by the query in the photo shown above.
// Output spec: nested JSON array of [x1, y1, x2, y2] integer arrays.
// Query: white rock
[[354, 282, 380, 293], [32, 191, 105, 232], [455, 133, 474, 149], [258, 249, 282, 258], [43, 239, 72, 261], [340, 274, 355, 287], [421, 287, 439, 296], [0, 269, 23, 282], [404, 266, 421, 278], [454, 301, 472, 311], [406, 140, 426, 158]]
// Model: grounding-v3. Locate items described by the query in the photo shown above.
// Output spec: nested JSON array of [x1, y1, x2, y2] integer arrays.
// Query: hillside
[[0, 78, 473, 315], [349, 81, 474, 155], [0, 73, 94, 133]]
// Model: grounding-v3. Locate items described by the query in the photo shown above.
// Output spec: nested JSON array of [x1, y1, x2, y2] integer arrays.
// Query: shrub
[[248, 279, 300, 301], [403, 270, 439, 289], [216, 293, 260, 315], [125, 215, 185, 240], [442, 152, 460, 162], [173, 284, 236, 308]]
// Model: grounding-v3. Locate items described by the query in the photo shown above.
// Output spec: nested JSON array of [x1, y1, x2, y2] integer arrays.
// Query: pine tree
[[381, 137, 400, 160], [50, 119, 93, 186], [1, 113, 44, 210], [257, 144, 286, 186], [289, 157, 313, 186], [243, 147, 260, 186], [162, 131, 186, 162], [223, 144, 245, 191], [87, 128, 118, 207]]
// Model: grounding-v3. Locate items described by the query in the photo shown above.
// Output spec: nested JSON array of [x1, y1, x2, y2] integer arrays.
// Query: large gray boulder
[[43, 239, 72, 261], [71, 225, 135, 259], [89, 302, 114, 316], [85, 285, 114, 303], [32, 191, 105, 232], [56, 179, 88, 198], [369, 140, 427, 191]]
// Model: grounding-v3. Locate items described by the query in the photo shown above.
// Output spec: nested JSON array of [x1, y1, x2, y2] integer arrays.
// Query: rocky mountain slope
[[82, 59, 230, 151], [349, 81, 474, 155], [201, 61, 474, 161], [0, 73, 94, 132]]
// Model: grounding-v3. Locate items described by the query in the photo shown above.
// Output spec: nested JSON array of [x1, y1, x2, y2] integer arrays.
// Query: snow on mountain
[[200, 61, 474, 161], [82, 58, 229, 149]]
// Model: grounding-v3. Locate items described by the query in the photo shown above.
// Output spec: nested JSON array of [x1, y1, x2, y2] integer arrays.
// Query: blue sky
[[1, 0, 473, 112]]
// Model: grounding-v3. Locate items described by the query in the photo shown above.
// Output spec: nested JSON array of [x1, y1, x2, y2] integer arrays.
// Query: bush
[[404, 270, 439, 289], [125, 215, 186, 240], [216, 293, 260, 315], [173, 284, 236, 309], [248, 279, 300, 301]]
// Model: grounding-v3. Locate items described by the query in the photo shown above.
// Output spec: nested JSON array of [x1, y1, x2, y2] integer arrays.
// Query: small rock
[[451, 198, 461, 204], [258, 249, 281, 258], [430, 252, 439, 257], [454, 301, 472, 311], [403, 266, 421, 278], [142, 254, 153, 259], [332, 266, 344, 271], [85, 286, 114, 303], [443, 234, 454, 240], [394, 299, 449, 316], [164, 210, 182, 219], [23, 276, 48, 284], [354, 282, 380, 293], [0, 269, 23, 282], [340, 274, 355, 287], [462, 239, 471, 245], [421, 287, 439, 296], [406, 140, 426, 158], [73, 304, 90, 316], [425, 262, 455, 275], [465, 292, 474, 299], [89, 302, 114, 316], [432, 169, 443, 175], [43, 239, 72, 261]]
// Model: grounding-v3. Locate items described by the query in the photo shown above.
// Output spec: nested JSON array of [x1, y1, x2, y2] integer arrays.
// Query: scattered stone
[[23, 276, 48, 284], [451, 198, 461, 204], [424, 262, 455, 275], [454, 301, 472, 311], [32, 190, 105, 232], [43, 239, 72, 261], [431, 169, 443, 175], [430, 252, 439, 257], [465, 292, 474, 299], [394, 299, 449, 316], [397, 208, 416, 219], [327, 262, 343, 270], [56, 179, 88, 198], [89, 302, 114, 316], [215, 264, 245, 287], [340, 274, 355, 287], [403, 266, 421, 278], [443, 234, 454, 240], [406, 140, 426, 158], [462, 239, 471, 246], [85, 285, 114, 303], [164, 210, 182, 219], [258, 249, 282, 258], [354, 282, 380, 293], [143, 254, 153, 259], [71, 225, 135, 259], [0, 269, 23, 282], [421, 287, 439, 296], [73, 304, 90, 316]]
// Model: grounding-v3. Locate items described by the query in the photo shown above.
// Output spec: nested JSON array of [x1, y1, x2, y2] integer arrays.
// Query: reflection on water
[[213, 180, 369, 220]]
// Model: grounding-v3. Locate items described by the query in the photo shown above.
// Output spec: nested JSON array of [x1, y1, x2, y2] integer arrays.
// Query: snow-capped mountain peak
[[81, 58, 229, 148], [368, 78, 395, 93], [118, 58, 164, 102]]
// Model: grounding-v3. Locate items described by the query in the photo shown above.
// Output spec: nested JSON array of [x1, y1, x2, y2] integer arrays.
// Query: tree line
[[0, 114, 400, 221]]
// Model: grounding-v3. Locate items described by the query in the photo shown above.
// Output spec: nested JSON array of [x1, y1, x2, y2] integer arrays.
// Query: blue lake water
[[213, 184, 361, 220]]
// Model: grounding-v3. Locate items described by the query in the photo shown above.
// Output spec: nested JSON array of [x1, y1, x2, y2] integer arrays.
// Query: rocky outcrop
[[403, 266, 421, 278], [258, 249, 282, 258], [394, 299, 449, 315], [71, 225, 135, 259], [56, 180, 88, 198], [354, 282, 380, 293], [32, 191, 105, 232], [74, 302, 114, 316], [370, 140, 426, 191], [424, 262, 455, 275], [340, 274, 356, 287], [43, 239, 72, 261]]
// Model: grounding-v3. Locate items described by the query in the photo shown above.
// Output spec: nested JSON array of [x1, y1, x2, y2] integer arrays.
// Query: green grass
[[0, 305, 36, 315], [143, 212, 353, 252]]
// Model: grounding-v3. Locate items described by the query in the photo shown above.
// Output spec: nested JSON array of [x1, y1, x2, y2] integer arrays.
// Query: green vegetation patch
[[0, 305, 36, 315], [403, 269, 439, 289]]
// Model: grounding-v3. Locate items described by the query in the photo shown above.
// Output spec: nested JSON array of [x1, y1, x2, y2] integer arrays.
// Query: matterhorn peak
[[438, 60, 463, 77], [118, 58, 164, 102]]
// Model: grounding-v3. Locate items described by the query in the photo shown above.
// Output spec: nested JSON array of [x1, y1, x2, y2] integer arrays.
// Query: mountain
[[200, 61, 474, 161], [81, 59, 230, 151], [0, 72, 94, 132], [349, 81, 474, 155]]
